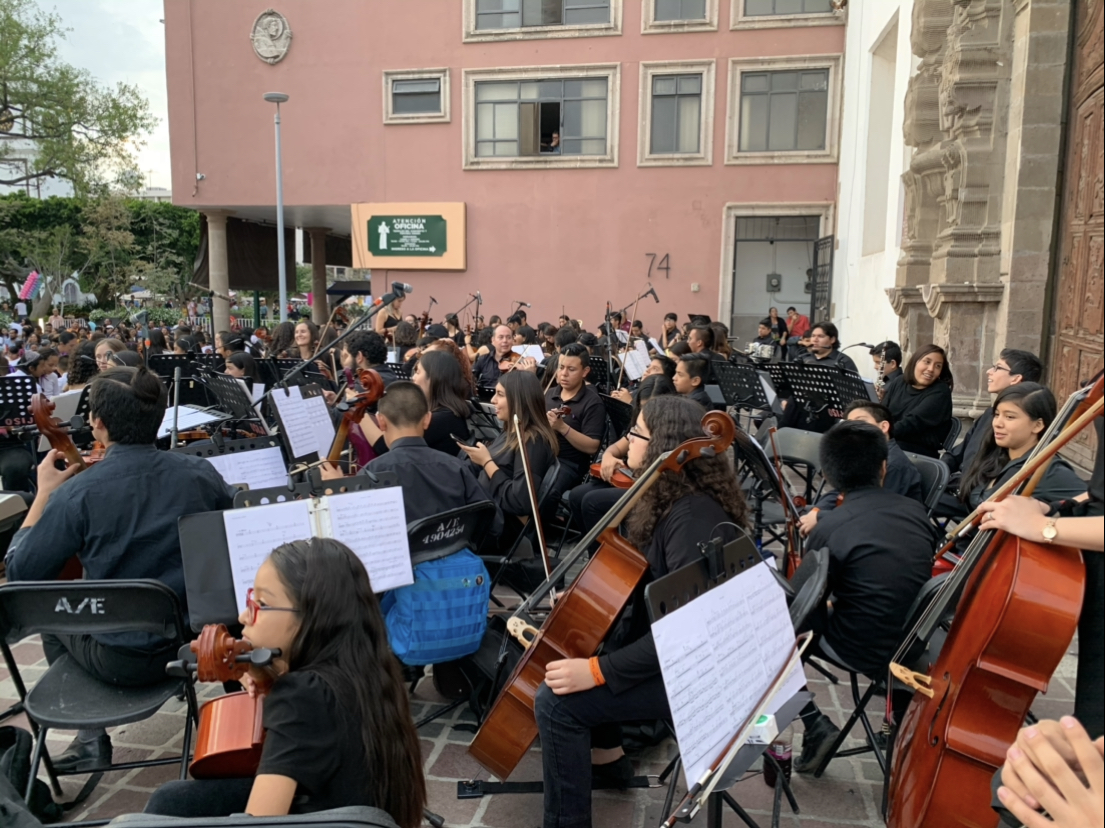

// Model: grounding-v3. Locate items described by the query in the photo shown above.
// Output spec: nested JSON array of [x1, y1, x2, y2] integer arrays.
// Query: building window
[[465, 0, 622, 41], [655, 0, 706, 20], [638, 60, 714, 166], [738, 70, 828, 152], [744, 0, 831, 14], [464, 64, 620, 169], [726, 56, 840, 164], [383, 69, 450, 124]]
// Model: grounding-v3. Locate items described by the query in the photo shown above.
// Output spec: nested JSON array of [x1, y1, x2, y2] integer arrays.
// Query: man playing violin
[[473, 325, 537, 388], [5, 367, 236, 773], [544, 343, 605, 490]]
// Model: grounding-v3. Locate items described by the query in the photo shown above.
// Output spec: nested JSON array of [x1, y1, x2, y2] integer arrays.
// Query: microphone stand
[[170, 367, 183, 446]]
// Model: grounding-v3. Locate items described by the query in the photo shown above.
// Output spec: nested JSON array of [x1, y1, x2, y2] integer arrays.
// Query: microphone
[[648, 287, 660, 304], [429, 296, 438, 306], [391, 281, 414, 295], [843, 342, 877, 352], [515, 301, 531, 309]]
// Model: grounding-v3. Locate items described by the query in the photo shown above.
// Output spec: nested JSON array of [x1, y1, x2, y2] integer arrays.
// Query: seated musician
[[881, 344, 954, 457], [535, 396, 748, 826], [322, 381, 501, 535], [5, 367, 237, 772], [752, 319, 777, 352], [472, 325, 530, 388], [796, 322, 859, 373], [673, 354, 713, 409], [686, 324, 725, 366], [457, 371, 558, 536], [957, 383, 1084, 525], [609, 355, 674, 405], [798, 400, 925, 536], [792, 420, 933, 774], [341, 330, 398, 387], [146, 539, 426, 824], [869, 341, 903, 391], [545, 343, 605, 489], [567, 374, 675, 535], [412, 350, 472, 454]]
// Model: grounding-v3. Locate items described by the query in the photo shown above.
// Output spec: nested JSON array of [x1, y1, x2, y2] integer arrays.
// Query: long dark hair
[[268, 539, 426, 828], [227, 351, 261, 383], [904, 344, 955, 392], [495, 370, 559, 456], [628, 373, 676, 433], [67, 341, 99, 387], [625, 396, 749, 546], [268, 321, 296, 358], [959, 383, 1056, 502], [418, 350, 470, 419]]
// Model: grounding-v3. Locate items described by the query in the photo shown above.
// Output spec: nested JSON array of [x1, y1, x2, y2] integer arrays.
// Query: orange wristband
[[589, 656, 606, 687]]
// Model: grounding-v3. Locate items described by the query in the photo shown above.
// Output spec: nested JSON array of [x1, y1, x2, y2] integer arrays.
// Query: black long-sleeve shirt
[[813, 439, 925, 511], [882, 376, 954, 457], [806, 487, 933, 677], [942, 406, 992, 474], [476, 432, 556, 518], [6, 443, 236, 649], [799, 349, 859, 374], [599, 494, 743, 695]]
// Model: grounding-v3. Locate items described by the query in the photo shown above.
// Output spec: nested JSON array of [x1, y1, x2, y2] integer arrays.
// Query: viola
[[468, 411, 735, 780], [886, 376, 1103, 828], [589, 462, 634, 490], [326, 369, 385, 468]]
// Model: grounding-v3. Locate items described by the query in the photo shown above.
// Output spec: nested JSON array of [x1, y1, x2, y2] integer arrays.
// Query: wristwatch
[[1042, 517, 1059, 544]]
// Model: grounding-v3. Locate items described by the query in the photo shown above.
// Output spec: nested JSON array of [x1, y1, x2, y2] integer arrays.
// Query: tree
[[78, 194, 135, 309], [0, 0, 157, 195], [0, 192, 85, 311]]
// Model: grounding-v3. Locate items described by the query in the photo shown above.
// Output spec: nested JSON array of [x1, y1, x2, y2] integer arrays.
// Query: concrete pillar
[[307, 228, 330, 325], [205, 210, 233, 334]]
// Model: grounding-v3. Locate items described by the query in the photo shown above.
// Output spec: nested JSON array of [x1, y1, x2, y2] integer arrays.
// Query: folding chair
[[484, 460, 561, 602], [467, 401, 503, 444], [941, 417, 963, 454], [764, 428, 824, 505], [905, 451, 951, 518], [808, 573, 951, 778], [0, 580, 200, 801]]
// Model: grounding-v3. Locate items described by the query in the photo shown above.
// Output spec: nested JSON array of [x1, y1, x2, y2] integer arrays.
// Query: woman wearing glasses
[[534, 395, 750, 828], [145, 538, 426, 827]]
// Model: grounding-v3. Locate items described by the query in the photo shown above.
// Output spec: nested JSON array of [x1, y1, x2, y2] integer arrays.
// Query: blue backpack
[[382, 548, 490, 666]]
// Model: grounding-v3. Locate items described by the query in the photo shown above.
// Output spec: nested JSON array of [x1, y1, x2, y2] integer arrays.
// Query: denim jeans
[[534, 676, 670, 828]]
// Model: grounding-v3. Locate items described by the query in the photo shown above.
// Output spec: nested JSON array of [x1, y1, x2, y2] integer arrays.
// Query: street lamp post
[[264, 92, 290, 323]]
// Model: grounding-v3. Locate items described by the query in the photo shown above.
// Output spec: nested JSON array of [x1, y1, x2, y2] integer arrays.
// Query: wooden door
[[1050, 0, 1104, 469]]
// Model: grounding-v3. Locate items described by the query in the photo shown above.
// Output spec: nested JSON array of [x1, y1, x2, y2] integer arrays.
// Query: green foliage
[[0, 0, 157, 195], [295, 264, 312, 294], [88, 306, 187, 326]]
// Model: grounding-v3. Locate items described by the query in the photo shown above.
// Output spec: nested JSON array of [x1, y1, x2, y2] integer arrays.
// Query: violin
[[166, 624, 280, 779], [468, 411, 735, 779], [886, 376, 1103, 828], [326, 369, 385, 468], [589, 462, 634, 490], [549, 405, 570, 419]]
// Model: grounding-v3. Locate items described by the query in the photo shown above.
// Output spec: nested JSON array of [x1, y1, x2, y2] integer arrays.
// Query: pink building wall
[[164, 0, 841, 332]]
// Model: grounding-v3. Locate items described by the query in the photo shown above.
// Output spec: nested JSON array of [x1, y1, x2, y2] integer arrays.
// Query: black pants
[[534, 676, 670, 828], [145, 778, 253, 817], [0, 443, 35, 494], [42, 633, 177, 687], [566, 481, 621, 536], [1076, 551, 1104, 738]]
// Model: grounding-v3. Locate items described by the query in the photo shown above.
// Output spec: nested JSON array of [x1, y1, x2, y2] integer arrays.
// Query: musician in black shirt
[[544, 343, 605, 487], [797, 322, 859, 373], [411, 350, 471, 455], [341, 330, 398, 387], [881, 344, 955, 457], [673, 354, 713, 409], [534, 396, 749, 828], [793, 421, 933, 774]]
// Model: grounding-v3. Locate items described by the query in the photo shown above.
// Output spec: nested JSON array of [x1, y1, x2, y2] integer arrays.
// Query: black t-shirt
[[425, 408, 470, 456], [545, 382, 606, 474], [257, 671, 374, 813], [1091, 416, 1103, 508]]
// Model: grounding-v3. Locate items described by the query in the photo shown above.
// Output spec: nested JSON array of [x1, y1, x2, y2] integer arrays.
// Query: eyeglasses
[[989, 364, 1010, 374], [244, 588, 299, 625], [628, 429, 650, 442]]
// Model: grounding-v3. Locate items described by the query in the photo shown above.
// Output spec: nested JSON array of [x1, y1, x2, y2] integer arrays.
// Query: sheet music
[[223, 500, 314, 608], [270, 385, 320, 460], [252, 383, 267, 403], [325, 487, 414, 592], [303, 392, 336, 458], [622, 349, 650, 381], [203, 446, 287, 491], [157, 406, 223, 439], [758, 372, 777, 406], [649, 337, 664, 355], [652, 562, 805, 788], [511, 345, 545, 361]]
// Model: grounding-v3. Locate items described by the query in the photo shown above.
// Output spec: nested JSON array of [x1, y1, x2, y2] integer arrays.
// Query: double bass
[[325, 368, 385, 470], [886, 376, 1103, 828], [468, 411, 735, 779]]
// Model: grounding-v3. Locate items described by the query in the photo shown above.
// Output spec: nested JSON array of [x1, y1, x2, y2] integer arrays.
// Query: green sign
[[367, 215, 447, 257]]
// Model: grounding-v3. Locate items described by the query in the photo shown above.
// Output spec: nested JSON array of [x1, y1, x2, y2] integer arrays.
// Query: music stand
[[779, 362, 868, 419], [588, 356, 611, 394], [0, 376, 37, 434], [387, 361, 412, 381], [198, 369, 262, 421], [713, 362, 772, 411], [171, 435, 283, 459], [148, 354, 216, 408]]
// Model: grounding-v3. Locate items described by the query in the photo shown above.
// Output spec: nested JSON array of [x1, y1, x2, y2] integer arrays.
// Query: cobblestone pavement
[[0, 634, 1078, 827]]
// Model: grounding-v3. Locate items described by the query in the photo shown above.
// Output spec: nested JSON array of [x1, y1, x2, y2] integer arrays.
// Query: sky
[[45, 0, 172, 190]]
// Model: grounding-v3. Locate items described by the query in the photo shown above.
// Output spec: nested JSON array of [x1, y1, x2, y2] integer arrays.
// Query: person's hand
[[600, 451, 624, 482], [241, 671, 260, 699], [319, 461, 345, 481], [611, 388, 632, 404], [458, 441, 493, 468], [798, 510, 819, 537], [36, 450, 80, 497], [547, 409, 569, 434], [544, 658, 596, 696], [321, 390, 337, 406], [998, 717, 1104, 828], [979, 496, 1050, 540], [516, 357, 539, 373], [1001, 719, 1101, 810]]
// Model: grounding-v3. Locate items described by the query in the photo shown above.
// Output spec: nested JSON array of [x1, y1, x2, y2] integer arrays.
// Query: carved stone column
[[923, 283, 1006, 414], [204, 210, 233, 335], [887, 287, 934, 354], [307, 228, 330, 325]]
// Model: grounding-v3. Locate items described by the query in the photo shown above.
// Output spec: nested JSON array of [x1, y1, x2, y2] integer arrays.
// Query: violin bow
[[514, 414, 556, 598], [767, 427, 803, 578]]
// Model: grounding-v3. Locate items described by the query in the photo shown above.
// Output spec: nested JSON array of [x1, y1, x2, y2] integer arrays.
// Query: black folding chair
[[765, 428, 824, 505], [0, 580, 200, 801], [941, 417, 963, 454], [484, 460, 561, 603], [906, 451, 951, 518]]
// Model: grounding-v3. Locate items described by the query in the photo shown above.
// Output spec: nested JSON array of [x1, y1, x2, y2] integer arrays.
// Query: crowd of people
[[0, 296, 1099, 828]]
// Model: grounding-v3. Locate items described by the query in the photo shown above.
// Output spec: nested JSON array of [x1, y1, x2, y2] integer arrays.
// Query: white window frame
[[462, 64, 621, 170], [730, 0, 844, 30], [641, 0, 719, 34], [725, 55, 842, 165], [638, 60, 716, 167], [382, 69, 451, 125], [463, 0, 623, 43]]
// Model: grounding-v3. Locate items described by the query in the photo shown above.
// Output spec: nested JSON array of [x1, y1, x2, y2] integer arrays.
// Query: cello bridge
[[507, 616, 540, 650], [890, 663, 935, 698]]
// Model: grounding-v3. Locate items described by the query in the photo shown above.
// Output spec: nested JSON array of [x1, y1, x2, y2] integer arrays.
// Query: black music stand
[[387, 362, 412, 381], [713, 362, 773, 411], [199, 369, 262, 421], [177, 471, 399, 630], [0, 376, 37, 435], [588, 356, 612, 394], [171, 434, 283, 459], [148, 354, 216, 408], [645, 535, 806, 828]]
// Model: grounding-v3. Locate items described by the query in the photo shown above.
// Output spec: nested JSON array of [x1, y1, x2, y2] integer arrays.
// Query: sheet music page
[[511, 345, 545, 361], [622, 349, 650, 381], [758, 372, 777, 406], [649, 337, 664, 355], [269, 385, 318, 459], [302, 393, 336, 458], [223, 500, 314, 608], [204, 446, 287, 491], [324, 487, 414, 592], [652, 562, 804, 788], [252, 383, 267, 403], [157, 407, 223, 439]]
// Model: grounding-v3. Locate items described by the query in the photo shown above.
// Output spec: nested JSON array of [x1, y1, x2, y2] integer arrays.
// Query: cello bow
[[513, 413, 555, 599]]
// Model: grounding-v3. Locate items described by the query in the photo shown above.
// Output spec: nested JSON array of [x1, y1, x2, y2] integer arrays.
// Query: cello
[[886, 376, 1103, 828], [468, 410, 735, 780], [324, 368, 384, 470]]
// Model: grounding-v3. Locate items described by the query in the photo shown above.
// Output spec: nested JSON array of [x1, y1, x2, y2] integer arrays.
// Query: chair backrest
[[537, 459, 562, 507], [0, 580, 187, 644], [788, 547, 830, 632], [770, 428, 823, 473], [942, 417, 963, 453], [407, 502, 498, 566], [468, 401, 503, 443], [906, 451, 950, 515], [901, 572, 951, 633]]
